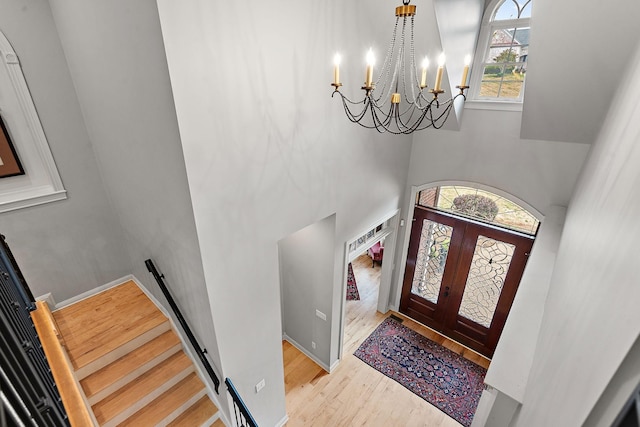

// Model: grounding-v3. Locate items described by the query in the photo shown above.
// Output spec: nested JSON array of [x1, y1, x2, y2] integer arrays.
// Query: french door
[[400, 206, 534, 358]]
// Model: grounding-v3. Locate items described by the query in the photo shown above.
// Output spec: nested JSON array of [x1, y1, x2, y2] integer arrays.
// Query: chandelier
[[331, 0, 471, 134]]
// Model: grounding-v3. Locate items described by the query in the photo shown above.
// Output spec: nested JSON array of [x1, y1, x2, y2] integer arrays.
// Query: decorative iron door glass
[[0, 116, 25, 178], [400, 206, 533, 357]]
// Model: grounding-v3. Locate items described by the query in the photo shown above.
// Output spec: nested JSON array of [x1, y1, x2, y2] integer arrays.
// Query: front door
[[399, 206, 534, 358]]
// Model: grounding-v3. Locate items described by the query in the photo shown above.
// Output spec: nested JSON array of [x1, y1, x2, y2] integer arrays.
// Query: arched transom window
[[416, 185, 539, 235]]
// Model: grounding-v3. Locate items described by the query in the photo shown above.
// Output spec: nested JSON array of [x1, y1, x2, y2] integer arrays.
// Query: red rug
[[354, 317, 486, 427], [346, 263, 360, 300]]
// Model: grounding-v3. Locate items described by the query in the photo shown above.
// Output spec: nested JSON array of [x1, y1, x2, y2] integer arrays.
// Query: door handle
[[444, 286, 450, 297]]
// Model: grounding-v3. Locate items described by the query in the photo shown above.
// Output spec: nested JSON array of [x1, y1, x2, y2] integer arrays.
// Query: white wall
[[279, 214, 336, 368], [472, 206, 566, 426], [516, 43, 640, 426], [583, 333, 640, 427], [484, 205, 565, 402], [0, 0, 131, 301], [156, 1, 414, 424], [46, 0, 224, 401], [521, 0, 640, 144]]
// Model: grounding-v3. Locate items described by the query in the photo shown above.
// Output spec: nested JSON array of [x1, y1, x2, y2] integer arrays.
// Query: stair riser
[[76, 321, 171, 380], [99, 365, 194, 427], [86, 342, 182, 405]]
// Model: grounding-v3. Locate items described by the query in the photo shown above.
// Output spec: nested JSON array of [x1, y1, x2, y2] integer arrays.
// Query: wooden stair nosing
[[82, 330, 182, 405], [167, 395, 219, 427], [118, 373, 207, 427], [75, 321, 171, 380], [93, 352, 193, 427]]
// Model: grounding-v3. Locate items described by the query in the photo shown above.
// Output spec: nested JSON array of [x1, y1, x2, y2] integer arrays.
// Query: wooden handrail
[[31, 301, 96, 427]]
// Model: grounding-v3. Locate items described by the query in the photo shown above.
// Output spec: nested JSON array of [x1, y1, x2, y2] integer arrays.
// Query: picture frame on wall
[[0, 116, 24, 178]]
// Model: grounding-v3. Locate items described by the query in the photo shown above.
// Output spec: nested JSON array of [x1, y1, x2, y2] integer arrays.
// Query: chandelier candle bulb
[[333, 53, 341, 85], [365, 48, 375, 87], [420, 57, 429, 88], [460, 54, 471, 87], [434, 53, 445, 92]]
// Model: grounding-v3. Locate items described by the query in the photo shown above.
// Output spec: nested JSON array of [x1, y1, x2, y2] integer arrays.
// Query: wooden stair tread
[[211, 419, 226, 427], [119, 372, 206, 427], [92, 351, 192, 424], [53, 280, 168, 370], [80, 330, 181, 399], [167, 395, 217, 427]]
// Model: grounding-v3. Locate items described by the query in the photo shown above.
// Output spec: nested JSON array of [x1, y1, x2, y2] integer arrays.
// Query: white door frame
[[337, 209, 400, 359]]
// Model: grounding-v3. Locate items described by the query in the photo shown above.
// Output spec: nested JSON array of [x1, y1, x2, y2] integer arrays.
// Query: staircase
[[52, 280, 223, 426]]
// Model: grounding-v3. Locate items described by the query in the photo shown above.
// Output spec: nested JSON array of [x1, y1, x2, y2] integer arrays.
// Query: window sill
[[464, 100, 523, 112]]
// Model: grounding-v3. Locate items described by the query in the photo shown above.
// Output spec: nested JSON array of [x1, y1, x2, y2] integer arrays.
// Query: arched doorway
[[399, 185, 540, 358]]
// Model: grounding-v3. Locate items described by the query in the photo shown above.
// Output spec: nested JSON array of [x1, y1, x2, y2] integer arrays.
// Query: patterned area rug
[[354, 317, 486, 427], [346, 263, 360, 300]]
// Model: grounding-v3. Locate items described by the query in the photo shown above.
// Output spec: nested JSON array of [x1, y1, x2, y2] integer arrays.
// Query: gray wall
[[516, 43, 640, 426], [46, 0, 223, 396], [0, 0, 131, 301], [521, 0, 640, 144], [156, 1, 414, 424], [279, 214, 336, 367]]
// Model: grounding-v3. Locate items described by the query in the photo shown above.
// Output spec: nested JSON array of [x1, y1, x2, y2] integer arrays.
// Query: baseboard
[[329, 358, 340, 373], [35, 292, 56, 309], [274, 413, 289, 427], [282, 334, 330, 373], [55, 274, 135, 308]]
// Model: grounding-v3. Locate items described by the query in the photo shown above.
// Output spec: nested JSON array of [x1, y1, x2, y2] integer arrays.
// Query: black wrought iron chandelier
[[331, 0, 471, 134]]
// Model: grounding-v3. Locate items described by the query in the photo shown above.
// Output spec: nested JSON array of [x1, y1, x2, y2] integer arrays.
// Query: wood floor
[[283, 253, 490, 426]]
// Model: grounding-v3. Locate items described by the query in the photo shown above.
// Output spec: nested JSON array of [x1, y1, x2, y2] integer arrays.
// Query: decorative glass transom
[[416, 186, 539, 235]]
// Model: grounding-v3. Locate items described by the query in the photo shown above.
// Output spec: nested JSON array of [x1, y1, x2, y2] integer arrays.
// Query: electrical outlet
[[315, 309, 327, 321], [255, 379, 265, 393], [312, 341, 316, 349]]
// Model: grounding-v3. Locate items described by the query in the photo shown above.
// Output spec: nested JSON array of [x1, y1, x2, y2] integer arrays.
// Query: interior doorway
[[338, 211, 399, 359]]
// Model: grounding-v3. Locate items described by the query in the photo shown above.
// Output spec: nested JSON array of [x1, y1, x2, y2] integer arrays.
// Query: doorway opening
[[338, 212, 398, 359], [400, 185, 539, 358]]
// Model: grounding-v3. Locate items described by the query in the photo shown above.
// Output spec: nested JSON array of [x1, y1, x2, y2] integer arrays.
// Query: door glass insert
[[411, 219, 453, 304], [458, 235, 515, 327]]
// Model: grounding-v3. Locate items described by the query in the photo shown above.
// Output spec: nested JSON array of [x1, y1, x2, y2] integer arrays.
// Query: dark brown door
[[399, 206, 534, 358]]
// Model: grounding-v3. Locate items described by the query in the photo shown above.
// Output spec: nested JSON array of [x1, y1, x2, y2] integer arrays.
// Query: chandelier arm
[[371, 102, 409, 135], [414, 94, 462, 131], [370, 100, 395, 129], [333, 91, 371, 123]]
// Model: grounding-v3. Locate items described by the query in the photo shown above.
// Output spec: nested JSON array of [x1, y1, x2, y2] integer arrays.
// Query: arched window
[[416, 185, 539, 235], [469, 0, 531, 103]]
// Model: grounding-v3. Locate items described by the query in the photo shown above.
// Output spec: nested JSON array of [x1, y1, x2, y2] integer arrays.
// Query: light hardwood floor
[[283, 253, 490, 426]]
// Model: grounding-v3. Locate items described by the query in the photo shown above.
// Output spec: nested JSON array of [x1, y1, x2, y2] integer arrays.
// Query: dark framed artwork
[[0, 116, 24, 178]]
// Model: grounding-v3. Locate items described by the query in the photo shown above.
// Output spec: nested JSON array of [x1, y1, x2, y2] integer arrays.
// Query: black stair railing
[[0, 234, 69, 426], [145, 258, 220, 394], [225, 378, 258, 427]]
